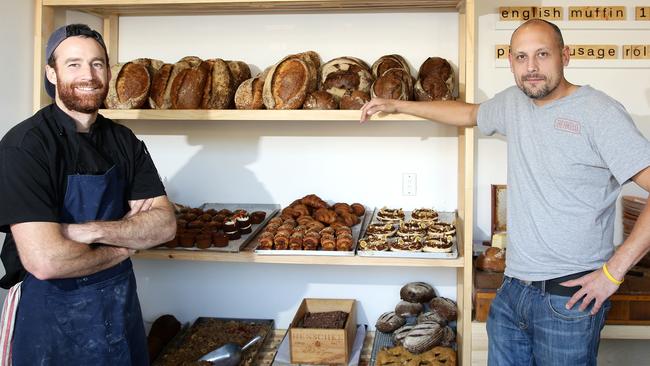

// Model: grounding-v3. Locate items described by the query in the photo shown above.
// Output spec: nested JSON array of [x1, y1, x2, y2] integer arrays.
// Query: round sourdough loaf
[[303, 90, 338, 110], [106, 58, 162, 109], [400, 282, 435, 303], [429, 297, 458, 322], [395, 300, 424, 317], [375, 311, 406, 333], [320, 57, 373, 100]]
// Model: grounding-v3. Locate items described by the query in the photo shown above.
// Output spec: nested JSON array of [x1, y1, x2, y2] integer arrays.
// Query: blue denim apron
[[12, 165, 149, 365]]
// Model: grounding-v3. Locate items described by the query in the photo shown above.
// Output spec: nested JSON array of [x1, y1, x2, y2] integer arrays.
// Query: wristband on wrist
[[602, 263, 623, 285]]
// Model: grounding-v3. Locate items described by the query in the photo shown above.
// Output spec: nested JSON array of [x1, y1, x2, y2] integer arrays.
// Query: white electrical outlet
[[402, 173, 417, 196]]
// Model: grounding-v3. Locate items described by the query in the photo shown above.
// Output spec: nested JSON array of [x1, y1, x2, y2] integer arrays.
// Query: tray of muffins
[[253, 194, 373, 256], [356, 208, 458, 259], [160, 203, 280, 253]]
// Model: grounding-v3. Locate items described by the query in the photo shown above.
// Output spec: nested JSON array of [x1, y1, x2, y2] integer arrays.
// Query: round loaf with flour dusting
[[400, 282, 435, 303]]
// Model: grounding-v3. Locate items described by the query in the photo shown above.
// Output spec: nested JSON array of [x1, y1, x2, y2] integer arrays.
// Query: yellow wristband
[[602, 263, 623, 285]]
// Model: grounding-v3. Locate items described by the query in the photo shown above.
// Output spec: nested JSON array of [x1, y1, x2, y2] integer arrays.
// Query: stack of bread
[[256, 194, 365, 251], [374, 282, 457, 364], [106, 56, 250, 110]]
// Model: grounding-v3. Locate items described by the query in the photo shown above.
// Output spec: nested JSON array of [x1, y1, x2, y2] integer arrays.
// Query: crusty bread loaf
[[371, 68, 413, 101], [169, 56, 211, 109], [263, 54, 313, 110], [320, 57, 373, 100], [415, 57, 454, 101], [403, 321, 444, 354], [417, 311, 447, 326], [476, 247, 506, 272], [303, 90, 338, 110], [226, 60, 251, 88], [149, 63, 175, 109], [106, 58, 162, 109], [234, 76, 265, 109], [395, 300, 423, 317], [375, 311, 406, 333], [429, 297, 458, 322], [392, 324, 415, 346], [371, 54, 411, 79], [339, 90, 370, 110], [400, 282, 435, 303], [201, 58, 234, 109]]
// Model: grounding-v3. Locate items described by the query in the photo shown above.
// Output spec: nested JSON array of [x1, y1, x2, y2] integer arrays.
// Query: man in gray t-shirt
[[361, 19, 650, 366]]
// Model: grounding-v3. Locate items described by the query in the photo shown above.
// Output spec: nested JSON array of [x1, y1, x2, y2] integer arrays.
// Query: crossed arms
[[10, 195, 176, 280]]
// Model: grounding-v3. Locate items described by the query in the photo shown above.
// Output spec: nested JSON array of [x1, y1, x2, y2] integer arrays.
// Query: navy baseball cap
[[44, 24, 109, 99]]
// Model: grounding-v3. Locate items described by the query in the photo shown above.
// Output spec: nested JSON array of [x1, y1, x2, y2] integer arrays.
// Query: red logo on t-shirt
[[554, 118, 581, 134]]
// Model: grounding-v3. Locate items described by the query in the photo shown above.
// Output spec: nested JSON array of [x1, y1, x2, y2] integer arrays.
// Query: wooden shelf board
[[100, 109, 426, 121], [134, 248, 465, 267], [43, 0, 463, 15]]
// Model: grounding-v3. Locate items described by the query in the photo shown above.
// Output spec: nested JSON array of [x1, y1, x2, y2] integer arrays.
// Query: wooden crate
[[289, 299, 357, 365]]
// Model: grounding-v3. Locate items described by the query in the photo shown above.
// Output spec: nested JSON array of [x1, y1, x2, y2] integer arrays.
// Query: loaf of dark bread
[[439, 326, 456, 347], [371, 68, 413, 101], [339, 90, 370, 110], [476, 247, 506, 272], [147, 314, 181, 362], [371, 54, 411, 79], [403, 321, 444, 354], [303, 90, 338, 110], [375, 311, 406, 333], [415, 57, 454, 101], [429, 297, 458, 322], [400, 282, 435, 303], [395, 300, 424, 317], [320, 57, 373, 100], [106, 58, 162, 109], [417, 311, 447, 326]]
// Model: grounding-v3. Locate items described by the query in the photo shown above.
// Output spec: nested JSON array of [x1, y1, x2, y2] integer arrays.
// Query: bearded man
[[0, 24, 176, 365]]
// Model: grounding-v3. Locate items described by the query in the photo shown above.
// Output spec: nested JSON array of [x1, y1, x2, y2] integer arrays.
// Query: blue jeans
[[487, 276, 611, 366]]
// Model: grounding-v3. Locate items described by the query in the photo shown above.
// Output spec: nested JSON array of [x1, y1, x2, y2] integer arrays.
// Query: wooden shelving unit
[[34, 0, 476, 364]]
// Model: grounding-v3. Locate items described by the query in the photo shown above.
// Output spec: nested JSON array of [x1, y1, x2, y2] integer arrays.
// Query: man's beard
[[517, 73, 558, 99], [57, 79, 107, 113]]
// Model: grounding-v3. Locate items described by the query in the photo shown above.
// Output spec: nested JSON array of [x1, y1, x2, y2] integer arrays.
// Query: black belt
[[516, 270, 593, 297]]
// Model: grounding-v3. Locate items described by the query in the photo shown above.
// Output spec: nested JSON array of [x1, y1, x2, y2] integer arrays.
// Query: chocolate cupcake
[[239, 223, 252, 234], [223, 219, 237, 233], [212, 232, 229, 247], [235, 214, 251, 229], [195, 234, 212, 249], [250, 211, 267, 224]]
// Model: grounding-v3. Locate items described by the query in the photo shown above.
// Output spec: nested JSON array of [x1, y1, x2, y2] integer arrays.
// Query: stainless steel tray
[[160, 203, 279, 253], [356, 210, 458, 259], [254, 206, 374, 257], [369, 330, 394, 366], [153, 317, 274, 366]]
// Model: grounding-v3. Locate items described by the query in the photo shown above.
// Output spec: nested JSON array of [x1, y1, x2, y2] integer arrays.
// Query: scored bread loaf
[[429, 297, 458, 322], [371, 68, 414, 101], [400, 282, 435, 303], [320, 57, 373, 100], [263, 51, 320, 110], [106, 58, 163, 109], [403, 321, 444, 354], [234, 76, 265, 109], [371, 54, 411, 79], [375, 311, 406, 333], [201, 58, 235, 109], [170, 56, 212, 109], [148, 63, 175, 109], [414, 57, 454, 101], [226, 60, 251, 88]]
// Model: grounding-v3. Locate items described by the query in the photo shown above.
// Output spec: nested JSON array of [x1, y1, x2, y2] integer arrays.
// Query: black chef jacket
[[0, 104, 166, 288]]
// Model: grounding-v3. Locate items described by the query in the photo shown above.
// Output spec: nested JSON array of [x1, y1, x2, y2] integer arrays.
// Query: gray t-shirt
[[478, 85, 650, 281]]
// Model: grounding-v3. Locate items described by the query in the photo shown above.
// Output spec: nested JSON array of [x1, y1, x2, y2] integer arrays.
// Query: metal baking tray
[[153, 317, 274, 366], [356, 211, 458, 259], [160, 203, 280, 253], [369, 330, 394, 366], [254, 206, 373, 257]]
